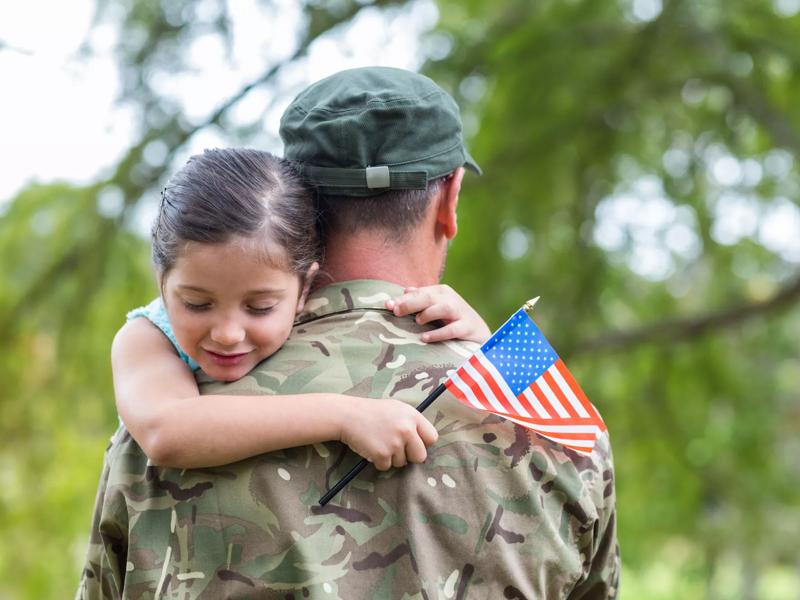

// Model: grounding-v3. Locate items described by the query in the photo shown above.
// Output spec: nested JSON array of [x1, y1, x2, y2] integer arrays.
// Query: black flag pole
[[318, 383, 447, 506], [318, 297, 540, 506]]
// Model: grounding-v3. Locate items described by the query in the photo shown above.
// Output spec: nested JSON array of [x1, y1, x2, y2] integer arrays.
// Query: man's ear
[[296, 262, 320, 313], [436, 167, 464, 240]]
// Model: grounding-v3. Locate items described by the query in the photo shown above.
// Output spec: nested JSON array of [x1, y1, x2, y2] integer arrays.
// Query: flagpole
[[318, 383, 446, 506], [318, 297, 540, 506]]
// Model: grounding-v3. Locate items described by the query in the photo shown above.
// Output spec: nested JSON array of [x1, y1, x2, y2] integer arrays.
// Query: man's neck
[[320, 232, 442, 289]]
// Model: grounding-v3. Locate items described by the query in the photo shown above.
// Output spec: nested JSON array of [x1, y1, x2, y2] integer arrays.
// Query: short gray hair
[[315, 175, 447, 243]]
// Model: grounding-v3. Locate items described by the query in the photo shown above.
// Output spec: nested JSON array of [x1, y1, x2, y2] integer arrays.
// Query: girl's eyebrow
[[176, 284, 287, 295], [176, 285, 210, 293], [248, 287, 288, 295]]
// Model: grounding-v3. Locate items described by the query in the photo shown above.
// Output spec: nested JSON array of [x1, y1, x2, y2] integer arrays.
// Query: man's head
[[279, 67, 480, 247]]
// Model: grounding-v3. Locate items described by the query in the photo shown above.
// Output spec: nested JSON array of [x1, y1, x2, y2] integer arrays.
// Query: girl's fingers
[[390, 290, 433, 316], [392, 449, 408, 469], [405, 435, 428, 464], [415, 303, 457, 325], [420, 322, 464, 343], [417, 418, 439, 447], [385, 287, 420, 312], [373, 454, 392, 471]]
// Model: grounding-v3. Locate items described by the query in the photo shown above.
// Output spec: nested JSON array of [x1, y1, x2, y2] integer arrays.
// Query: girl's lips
[[204, 350, 251, 366]]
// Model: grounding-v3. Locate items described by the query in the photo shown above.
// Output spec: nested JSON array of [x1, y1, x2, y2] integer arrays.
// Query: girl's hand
[[339, 397, 438, 471], [386, 285, 491, 344]]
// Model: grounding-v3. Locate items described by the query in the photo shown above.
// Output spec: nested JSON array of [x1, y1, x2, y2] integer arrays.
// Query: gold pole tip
[[523, 297, 540, 313]]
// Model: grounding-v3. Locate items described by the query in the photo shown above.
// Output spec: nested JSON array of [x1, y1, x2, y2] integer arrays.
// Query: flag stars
[[482, 311, 560, 394]]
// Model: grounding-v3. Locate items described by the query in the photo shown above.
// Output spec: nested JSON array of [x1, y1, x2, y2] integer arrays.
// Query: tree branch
[[0, 39, 32, 55], [110, 0, 411, 209], [0, 220, 116, 339], [571, 273, 800, 356]]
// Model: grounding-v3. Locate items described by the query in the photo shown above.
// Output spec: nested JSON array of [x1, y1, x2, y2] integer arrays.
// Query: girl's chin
[[200, 361, 253, 382]]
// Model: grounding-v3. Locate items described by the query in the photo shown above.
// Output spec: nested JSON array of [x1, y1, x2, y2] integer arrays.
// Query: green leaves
[[435, 0, 800, 594], [3, 0, 800, 597]]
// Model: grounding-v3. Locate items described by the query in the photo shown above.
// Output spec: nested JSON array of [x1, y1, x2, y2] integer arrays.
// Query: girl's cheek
[[171, 311, 202, 339]]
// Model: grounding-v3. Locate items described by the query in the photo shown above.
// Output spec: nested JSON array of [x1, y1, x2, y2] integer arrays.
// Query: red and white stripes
[[445, 351, 606, 453]]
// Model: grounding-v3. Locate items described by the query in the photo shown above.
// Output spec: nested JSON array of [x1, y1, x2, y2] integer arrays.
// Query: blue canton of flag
[[482, 310, 558, 395]]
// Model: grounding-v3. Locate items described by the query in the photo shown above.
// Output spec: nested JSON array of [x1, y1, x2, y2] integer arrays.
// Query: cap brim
[[464, 149, 482, 176]]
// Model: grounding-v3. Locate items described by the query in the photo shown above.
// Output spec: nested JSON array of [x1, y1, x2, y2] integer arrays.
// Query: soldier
[[78, 67, 619, 599]]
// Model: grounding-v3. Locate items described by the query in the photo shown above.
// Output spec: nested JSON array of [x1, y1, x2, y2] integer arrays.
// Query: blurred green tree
[[1, 0, 798, 598], [430, 1, 800, 597]]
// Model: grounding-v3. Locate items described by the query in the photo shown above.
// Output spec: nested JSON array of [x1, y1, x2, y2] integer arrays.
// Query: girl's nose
[[210, 319, 246, 346]]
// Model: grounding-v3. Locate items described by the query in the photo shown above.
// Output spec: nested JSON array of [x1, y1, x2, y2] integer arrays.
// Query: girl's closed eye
[[248, 304, 276, 316], [182, 300, 211, 312]]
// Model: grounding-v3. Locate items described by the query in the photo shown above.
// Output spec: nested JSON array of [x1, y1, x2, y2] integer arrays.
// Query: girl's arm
[[386, 284, 492, 344], [112, 318, 437, 469]]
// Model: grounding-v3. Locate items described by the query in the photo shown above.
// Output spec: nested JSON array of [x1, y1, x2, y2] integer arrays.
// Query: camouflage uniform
[[78, 280, 619, 599]]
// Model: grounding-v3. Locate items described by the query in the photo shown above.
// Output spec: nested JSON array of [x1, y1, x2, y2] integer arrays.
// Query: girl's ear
[[296, 262, 320, 313], [157, 270, 168, 300]]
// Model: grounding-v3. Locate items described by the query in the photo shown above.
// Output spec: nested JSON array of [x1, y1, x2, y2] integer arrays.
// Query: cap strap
[[300, 165, 428, 190], [366, 166, 390, 189]]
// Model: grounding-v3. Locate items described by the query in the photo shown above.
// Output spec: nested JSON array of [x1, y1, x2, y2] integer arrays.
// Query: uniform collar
[[297, 279, 405, 324]]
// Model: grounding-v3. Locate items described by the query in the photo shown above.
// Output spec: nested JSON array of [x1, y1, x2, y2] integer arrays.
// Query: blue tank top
[[127, 297, 200, 371]]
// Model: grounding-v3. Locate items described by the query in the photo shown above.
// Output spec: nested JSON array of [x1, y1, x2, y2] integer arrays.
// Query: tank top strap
[[127, 297, 199, 371]]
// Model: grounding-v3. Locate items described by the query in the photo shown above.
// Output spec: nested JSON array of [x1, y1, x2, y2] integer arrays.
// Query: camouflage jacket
[[78, 280, 619, 599]]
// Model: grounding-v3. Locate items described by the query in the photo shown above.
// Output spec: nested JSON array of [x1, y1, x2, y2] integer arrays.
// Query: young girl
[[112, 148, 490, 471]]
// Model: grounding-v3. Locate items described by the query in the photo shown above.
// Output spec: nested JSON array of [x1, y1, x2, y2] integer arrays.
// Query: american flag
[[444, 301, 606, 453]]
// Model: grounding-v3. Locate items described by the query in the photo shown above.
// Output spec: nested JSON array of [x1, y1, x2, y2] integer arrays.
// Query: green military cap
[[279, 66, 481, 197]]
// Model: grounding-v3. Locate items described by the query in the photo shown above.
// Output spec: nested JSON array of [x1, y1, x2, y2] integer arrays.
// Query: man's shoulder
[[204, 279, 477, 397]]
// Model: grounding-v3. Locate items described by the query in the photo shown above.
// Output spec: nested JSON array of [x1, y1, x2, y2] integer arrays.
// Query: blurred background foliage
[[1, 0, 799, 598]]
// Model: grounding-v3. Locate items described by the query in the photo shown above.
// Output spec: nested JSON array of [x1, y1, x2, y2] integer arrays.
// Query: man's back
[[79, 280, 618, 599]]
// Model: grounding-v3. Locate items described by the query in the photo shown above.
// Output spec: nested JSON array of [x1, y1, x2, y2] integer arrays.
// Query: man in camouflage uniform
[[78, 67, 619, 599]]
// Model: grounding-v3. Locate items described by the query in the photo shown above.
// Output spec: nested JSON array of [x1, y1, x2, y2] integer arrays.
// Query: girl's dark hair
[[153, 148, 320, 279]]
